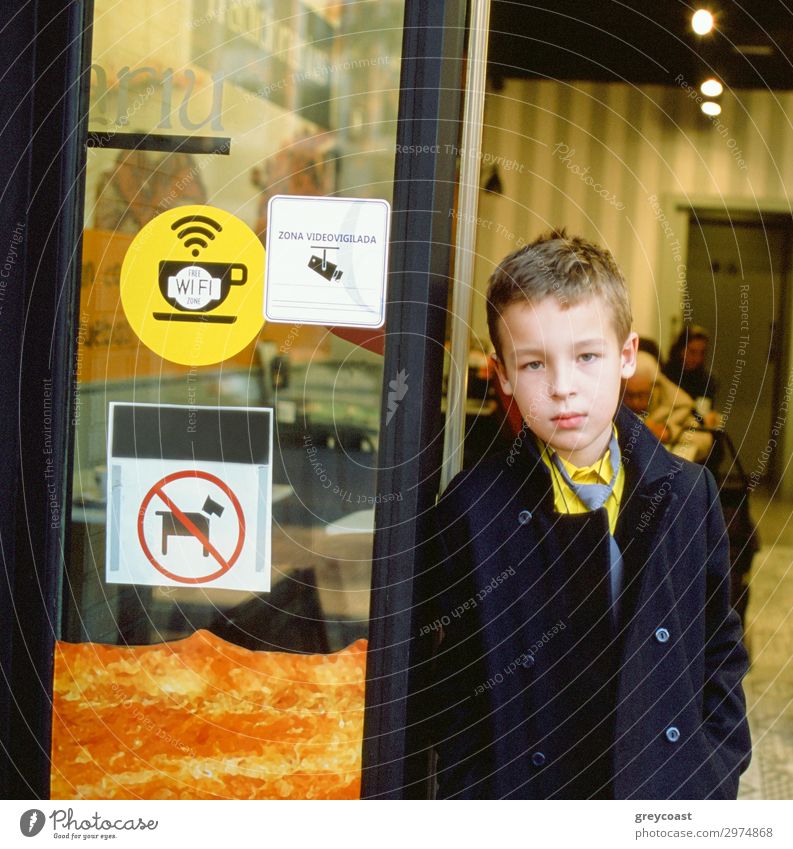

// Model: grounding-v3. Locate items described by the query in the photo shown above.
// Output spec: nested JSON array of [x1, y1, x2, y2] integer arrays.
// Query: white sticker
[[105, 403, 272, 592], [265, 194, 391, 328]]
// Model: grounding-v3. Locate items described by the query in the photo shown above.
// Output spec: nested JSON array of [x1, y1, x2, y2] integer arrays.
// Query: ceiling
[[488, 1, 793, 91]]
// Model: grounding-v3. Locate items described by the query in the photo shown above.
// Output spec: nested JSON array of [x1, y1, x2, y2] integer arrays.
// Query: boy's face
[[493, 295, 638, 467]]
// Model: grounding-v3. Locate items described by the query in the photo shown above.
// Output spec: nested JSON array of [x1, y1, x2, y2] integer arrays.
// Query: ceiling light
[[700, 78, 723, 97], [692, 9, 714, 35], [701, 101, 721, 116]]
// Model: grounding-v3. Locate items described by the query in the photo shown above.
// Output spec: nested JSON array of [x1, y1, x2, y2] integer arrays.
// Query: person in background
[[637, 336, 662, 362], [663, 325, 720, 427], [624, 350, 712, 462], [624, 350, 693, 443]]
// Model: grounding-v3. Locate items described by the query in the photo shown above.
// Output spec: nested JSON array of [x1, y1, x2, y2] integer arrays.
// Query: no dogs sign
[[106, 403, 272, 591], [137, 470, 246, 584]]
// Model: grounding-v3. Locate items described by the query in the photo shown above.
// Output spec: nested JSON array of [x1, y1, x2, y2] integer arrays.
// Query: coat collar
[[613, 403, 683, 495]]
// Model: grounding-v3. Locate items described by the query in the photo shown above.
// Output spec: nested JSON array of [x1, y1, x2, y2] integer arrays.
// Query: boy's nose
[[548, 367, 575, 398]]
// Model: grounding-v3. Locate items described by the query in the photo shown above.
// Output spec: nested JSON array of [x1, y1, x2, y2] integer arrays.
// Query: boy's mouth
[[552, 412, 586, 429]]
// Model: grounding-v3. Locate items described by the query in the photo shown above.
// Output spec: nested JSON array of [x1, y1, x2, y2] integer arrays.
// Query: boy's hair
[[486, 228, 633, 360]]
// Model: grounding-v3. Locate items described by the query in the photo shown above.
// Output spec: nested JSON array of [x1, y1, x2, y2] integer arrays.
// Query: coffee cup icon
[[154, 261, 248, 323]]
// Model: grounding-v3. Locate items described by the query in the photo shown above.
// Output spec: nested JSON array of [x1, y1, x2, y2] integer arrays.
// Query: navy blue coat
[[425, 405, 751, 799]]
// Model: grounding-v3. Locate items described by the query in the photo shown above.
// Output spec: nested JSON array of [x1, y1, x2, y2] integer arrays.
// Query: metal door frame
[[361, 0, 468, 800], [362, 0, 494, 799]]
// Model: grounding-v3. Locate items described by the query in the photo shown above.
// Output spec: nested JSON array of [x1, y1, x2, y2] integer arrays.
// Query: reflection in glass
[[70, 0, 405, 655]]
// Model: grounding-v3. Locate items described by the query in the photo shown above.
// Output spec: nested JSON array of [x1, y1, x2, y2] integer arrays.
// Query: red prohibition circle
[[137, 469, 246, 584]]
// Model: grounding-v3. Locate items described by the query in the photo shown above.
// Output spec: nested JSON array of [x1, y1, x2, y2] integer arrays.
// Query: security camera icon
[[308, 246, 343, 282]]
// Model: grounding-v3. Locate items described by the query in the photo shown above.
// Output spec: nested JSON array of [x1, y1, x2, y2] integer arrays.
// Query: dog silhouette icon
[[155, 495, 225, 557]]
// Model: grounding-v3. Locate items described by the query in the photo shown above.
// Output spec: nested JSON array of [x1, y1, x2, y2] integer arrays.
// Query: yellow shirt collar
[[537, 425, 624, 534], [539, 424, 619, 480]]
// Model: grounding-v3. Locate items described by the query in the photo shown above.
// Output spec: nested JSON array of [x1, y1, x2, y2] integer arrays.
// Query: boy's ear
[[491, 352, 514, 395], [620, 331, 639, 378]]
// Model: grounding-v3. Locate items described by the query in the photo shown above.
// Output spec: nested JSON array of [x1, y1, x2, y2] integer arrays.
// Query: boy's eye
[[521, 360, 543, 370], [578, 352, 600, 363]]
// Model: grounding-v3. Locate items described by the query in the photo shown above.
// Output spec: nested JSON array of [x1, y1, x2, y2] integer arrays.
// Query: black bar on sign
[[86, 131, 231, 155], [111, 404, 271, 465]]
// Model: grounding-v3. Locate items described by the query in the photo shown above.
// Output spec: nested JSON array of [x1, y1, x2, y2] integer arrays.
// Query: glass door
[[53, 0, 407, 801]]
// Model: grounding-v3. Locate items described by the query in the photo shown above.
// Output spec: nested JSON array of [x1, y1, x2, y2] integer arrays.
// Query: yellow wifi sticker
[[120, 205, 265, 365]]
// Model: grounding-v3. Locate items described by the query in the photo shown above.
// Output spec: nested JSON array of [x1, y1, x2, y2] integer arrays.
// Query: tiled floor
[[736, 493, 793, 800]]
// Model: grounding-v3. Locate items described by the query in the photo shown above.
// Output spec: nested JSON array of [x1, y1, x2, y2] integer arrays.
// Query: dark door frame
[[362, 0, 467, 800], [0, 0, 93, 799], [0, 0, 467, 799]]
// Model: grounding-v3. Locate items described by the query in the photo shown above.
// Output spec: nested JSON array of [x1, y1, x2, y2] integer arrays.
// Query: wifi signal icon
[[171, 214, 223, 257]]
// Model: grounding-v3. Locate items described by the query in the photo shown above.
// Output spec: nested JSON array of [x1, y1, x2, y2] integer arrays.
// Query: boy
[[428, 229, 750, 799]]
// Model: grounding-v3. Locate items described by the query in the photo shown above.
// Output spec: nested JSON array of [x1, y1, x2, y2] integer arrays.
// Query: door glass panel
[[54, 0, 404, 800]]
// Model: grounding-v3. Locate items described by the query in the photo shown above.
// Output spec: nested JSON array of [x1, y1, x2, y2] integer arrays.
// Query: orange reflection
[[51, 631, 366, 799]]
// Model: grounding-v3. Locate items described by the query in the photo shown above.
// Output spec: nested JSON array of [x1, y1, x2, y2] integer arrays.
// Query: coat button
[[655, 627, 670, 643], [522, 654, 535, 668], [665, 726, 681, 743], [518, 509, 532, 525], [531, 751, 546, 767]]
